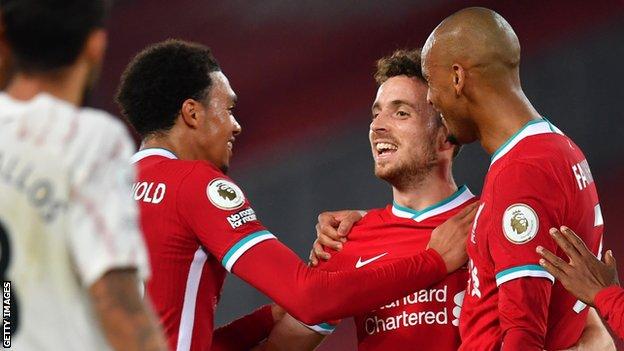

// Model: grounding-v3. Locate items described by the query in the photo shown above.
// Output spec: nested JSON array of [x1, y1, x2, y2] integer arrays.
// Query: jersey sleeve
[[177, 164, 275, 271], [487, 163, 563, 285], [594, 286, 624, 340], [210, 304, 275, 351], [67, 123, 150, 287], [486, 163, 564, 349]]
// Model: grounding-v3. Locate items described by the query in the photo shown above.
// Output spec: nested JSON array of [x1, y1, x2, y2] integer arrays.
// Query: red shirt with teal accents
[[460, 120, 604, 350]]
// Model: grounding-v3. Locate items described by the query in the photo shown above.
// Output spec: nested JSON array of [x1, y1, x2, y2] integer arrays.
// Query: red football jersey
[[319, 186, 475, 351], [460, 119, 604, 350], [595, 286, 624, 339], [131, 148, 275, 351]]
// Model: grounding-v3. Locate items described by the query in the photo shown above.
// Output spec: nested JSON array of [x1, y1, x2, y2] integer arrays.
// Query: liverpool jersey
[[320, 186, 475, 350], [460, 119, 603, 350]]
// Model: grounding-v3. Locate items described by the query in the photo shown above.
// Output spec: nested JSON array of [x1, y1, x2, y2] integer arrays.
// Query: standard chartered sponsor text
[[364, 285, 460, 335]]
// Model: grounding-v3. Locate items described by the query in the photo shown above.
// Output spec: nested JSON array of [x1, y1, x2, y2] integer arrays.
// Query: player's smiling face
[[197, 71, 241, 173], [369, 76, 442, 186]]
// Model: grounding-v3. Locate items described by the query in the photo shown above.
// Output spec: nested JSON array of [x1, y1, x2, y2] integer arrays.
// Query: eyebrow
[[372, 99, 416, 111]]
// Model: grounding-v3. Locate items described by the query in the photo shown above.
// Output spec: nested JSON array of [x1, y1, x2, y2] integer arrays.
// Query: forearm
[[211, 305, 276, 351], [233, 239, 446, 324], [595, 286, 624, 340], [499, 278, 551, 351], [261, 314, 326, 351], [571, 307, 615, 350], [90, 269, 168, 351]]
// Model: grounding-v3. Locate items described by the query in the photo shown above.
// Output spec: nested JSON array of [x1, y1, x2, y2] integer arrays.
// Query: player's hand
[[537, 226, 620, 305], [308, 210, 366, 266], [427, 202, 478, 273]]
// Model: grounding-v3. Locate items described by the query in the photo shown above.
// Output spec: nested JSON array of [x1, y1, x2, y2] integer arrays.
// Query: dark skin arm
[[89, 269, 168, 351], [536, 226, 620, 305]]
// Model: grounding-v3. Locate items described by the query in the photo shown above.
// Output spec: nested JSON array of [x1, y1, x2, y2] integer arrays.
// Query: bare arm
[[89, 269, 168, 351], [559, 307, 615, 351]]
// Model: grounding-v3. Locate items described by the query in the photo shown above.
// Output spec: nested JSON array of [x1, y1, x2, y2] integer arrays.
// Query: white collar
[[490, 119, 563, 167], [392, 185, 475, 222], [130, 148, 178, 164]]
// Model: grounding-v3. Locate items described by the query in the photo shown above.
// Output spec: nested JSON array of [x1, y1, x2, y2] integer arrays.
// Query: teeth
[[376, 142, 398, 152]]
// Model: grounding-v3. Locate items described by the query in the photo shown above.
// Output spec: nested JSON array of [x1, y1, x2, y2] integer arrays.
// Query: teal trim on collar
[[392, 185, 468, 218], [490, 119, 547, 162]]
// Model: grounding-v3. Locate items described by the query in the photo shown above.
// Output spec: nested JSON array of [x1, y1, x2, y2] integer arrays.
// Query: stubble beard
[[375, 142, 438, 190]]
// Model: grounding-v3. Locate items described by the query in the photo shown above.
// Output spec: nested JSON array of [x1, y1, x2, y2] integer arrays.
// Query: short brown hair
[[374, 48, 424, 85], [374, 48, 462, 158]]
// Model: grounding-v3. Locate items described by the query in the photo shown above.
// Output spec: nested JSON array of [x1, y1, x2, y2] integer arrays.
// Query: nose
[[231, 115, 242, 136], [370, 111, 389, 133]]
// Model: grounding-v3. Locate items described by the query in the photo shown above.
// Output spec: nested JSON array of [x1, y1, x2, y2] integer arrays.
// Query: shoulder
[[180, 161, 232, 185], [498, 133, 572, 171], [76, 107, 133, 146], [178, 162, 247, 209]]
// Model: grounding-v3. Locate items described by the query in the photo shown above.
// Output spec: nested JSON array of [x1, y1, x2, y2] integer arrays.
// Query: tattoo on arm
[[89, 269, 168, 351]]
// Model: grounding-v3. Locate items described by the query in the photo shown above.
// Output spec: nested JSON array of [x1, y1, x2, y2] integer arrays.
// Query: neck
[[142, 129, 200, 161], [5, 62, 89, 106], [471, 81, 542, 155], [391, 160, 458, 211], [469, 69, 541, 155]]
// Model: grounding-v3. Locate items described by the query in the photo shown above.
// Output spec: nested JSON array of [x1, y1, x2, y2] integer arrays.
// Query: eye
[[371, 112, 379, 121], [396, 110, 410, 117]]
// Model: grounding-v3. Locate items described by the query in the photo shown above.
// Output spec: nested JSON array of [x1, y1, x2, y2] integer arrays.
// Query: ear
[[452, 63, 465, 96], [436, 120, 455, 155], [179, 99, 203, 129], [83, 29, 107, 65]]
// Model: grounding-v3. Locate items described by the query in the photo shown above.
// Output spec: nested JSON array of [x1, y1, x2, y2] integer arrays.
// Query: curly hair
[[115, 39, 221, 138], [374, 48, 424, 85]]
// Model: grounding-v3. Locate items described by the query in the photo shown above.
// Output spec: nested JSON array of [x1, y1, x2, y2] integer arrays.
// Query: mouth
[[374, 141, 398, 158]]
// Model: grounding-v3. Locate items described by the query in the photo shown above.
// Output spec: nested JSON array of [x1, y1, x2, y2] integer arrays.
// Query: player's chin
[[374, 164, 395, 180]]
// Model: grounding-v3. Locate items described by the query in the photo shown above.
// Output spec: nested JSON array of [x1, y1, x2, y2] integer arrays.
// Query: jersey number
[[0, 220, 20, 336]]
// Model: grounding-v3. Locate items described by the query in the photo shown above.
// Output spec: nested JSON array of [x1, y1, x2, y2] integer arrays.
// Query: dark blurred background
[[92, 0, 624, 349]]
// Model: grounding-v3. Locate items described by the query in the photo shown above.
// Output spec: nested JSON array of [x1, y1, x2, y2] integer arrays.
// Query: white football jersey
[[0, 93, 150, 350]]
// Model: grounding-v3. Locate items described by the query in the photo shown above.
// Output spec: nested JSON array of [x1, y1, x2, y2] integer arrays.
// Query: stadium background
[[90, 1, 624, 349]]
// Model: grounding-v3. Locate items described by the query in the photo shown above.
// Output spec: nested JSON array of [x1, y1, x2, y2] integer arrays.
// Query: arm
[[211, 305, 282, 351], [232, 203, 477, 325], [179, 169, 475, 325], [67, 125, 160, 349], [564, 307, 615, 351], [537, 226, 622, 340], [595, 287, 624, 341], [309, 210, 365, 266], [498, 278, 551, 349], [488, 165, 566, 350], [90, 269, 168, 351], [234, 240, 445, 324], [260, 314, 327, 351]]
